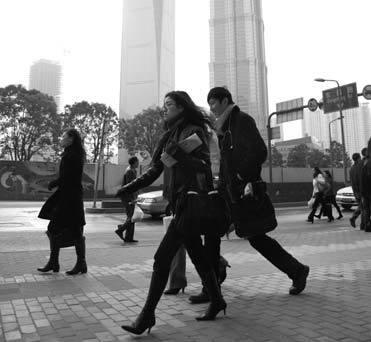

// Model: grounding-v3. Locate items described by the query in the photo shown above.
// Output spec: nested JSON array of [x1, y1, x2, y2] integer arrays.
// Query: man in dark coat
[[207, 87, 310, 295], [360, 140, 371, 233], [350, 152, 361, 228], [115, 156, 139, 242], [355, 148, 368, 230]]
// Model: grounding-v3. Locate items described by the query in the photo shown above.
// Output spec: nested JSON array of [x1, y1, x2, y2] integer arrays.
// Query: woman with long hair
[[116, 91, 226, 335], [38, 128, 88, 275]]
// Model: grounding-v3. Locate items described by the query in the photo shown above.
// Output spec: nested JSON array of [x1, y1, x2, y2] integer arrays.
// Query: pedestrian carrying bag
[[175, 189, 231, 237]]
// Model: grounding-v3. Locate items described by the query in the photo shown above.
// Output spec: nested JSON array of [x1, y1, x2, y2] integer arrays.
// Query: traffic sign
[[270, 126, 281, 140], [362, 85, 371, 100], [322, 82, 359, 114], [307, 98, 319, 112], [276, 98, 304, 123]]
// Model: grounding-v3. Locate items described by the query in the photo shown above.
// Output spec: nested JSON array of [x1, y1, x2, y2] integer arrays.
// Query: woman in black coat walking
[[116, 91, 226, 335], [37, 128, 87, 275]]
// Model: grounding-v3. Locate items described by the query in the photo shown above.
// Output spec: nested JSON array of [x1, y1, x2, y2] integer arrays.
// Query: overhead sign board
[[362, 85, 371, 100], [276, 98, 304, 123], [270, 126, 281, 140], [322, 82, 359, 114]]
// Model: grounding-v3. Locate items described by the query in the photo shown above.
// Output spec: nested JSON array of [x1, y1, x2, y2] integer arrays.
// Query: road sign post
[[267, 98, 308, 184], [322, 83, 359, 114]]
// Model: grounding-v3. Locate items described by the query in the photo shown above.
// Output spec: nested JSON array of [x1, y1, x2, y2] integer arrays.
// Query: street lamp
[[328, 117, 341, 178], [314, 78, 348, 185]]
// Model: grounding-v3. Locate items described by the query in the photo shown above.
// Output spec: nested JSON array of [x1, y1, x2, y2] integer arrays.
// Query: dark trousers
[[351, 194, 362, 223], [328, 195, 342, 216], [153, 220, 212, 279], [362, 195, 371, 231], [248, 234, 305, 280], [122, 201, 135, 240], [308, 192, 323, 219]]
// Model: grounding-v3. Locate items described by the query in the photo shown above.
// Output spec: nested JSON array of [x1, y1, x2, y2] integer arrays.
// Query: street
[[0, 202, 371, 341]]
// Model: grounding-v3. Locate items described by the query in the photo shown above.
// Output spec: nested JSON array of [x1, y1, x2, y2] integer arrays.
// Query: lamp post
[[314, 78, 348, 185], [328, 117, 341, 178]]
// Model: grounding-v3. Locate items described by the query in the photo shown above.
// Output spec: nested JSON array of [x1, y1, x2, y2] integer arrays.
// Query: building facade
[[29, 59, 62, 111], [209, 0, 269, 130], [119, 0, 175, 120], [301, 103, 371, 156], [275, 136, 323, 162], [118, 0, 175, 163]]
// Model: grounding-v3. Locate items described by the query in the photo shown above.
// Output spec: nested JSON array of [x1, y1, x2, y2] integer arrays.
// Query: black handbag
[[232, 190, 277, 238], [46, 229, 75, 248], [175, 189, 231, 237]]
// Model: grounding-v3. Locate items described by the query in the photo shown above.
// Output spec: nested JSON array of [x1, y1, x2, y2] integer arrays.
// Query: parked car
[[136, 175, 219, 218], [136, 190, 169, 218], [335, 186, 357, 210]]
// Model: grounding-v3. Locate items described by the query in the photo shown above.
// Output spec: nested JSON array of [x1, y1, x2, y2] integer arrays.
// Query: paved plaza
[[0, 202, 371, 342]]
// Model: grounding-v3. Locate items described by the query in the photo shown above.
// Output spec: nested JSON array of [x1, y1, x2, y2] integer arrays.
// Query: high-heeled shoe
[[327, 217, 334, 222], [121, 311, 155, 335], [195, 299, 227, 321], [337, 214, 343, 219], [37, 262, 60, 273], [314, 214, 321, 219], [66, 261, 87, 275], [163, 287, 185, 295], [306, 217, 314, 223]]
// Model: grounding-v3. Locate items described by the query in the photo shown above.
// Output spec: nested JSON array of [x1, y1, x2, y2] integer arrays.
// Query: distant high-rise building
[[119, 0, 175, 120], [209, 0, 269, 130], [118, 0, 175, 163], [29, 59, 62, 111], [301, 103, 371, 156]]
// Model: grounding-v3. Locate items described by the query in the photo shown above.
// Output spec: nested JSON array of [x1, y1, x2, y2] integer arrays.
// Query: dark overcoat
[[217, 105, 277, 237], [117, 120, 212, 235], [38, 146, 86, 233]]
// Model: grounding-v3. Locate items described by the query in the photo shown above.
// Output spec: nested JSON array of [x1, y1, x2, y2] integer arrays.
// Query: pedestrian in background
[[307, 166, 326, 223], [360, 139, 371, 232], [38, 128, 87, 275], [320, 170, 336, 222], [207, 86, 309, 296], [115, 156, 139, 243], [116, 90, 226, 335], [350, 152, 362, 228]]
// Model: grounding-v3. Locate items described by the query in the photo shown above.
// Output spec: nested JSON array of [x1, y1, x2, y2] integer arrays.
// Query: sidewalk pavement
[[0, 205, 371, 342]]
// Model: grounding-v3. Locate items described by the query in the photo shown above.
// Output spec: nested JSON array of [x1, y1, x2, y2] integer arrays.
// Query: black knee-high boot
[[121, 272, 168, 335], [196, 271, 227, 321], [66, 236, 87, 275], [37, 233, 60, 273]]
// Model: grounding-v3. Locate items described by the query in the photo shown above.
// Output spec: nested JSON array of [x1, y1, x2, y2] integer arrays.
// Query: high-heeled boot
[[66, 236, 87, 275], [122, 272, 168, 335], [37, 233, 60, 272], [196, 271, 227, 321]]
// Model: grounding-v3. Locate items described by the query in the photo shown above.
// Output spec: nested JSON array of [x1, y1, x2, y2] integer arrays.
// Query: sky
[[0, 0, 370, 140]]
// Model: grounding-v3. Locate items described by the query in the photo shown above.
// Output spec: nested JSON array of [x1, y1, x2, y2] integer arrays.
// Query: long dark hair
[[164, 91, 214, 133], [64, 128, 86, 163], [313, 166, 322, 178]]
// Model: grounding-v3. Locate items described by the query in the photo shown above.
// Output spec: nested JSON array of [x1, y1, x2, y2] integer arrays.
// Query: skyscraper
[[29, 59, 62, 111], [301, 103, 371, 156], [209, 0, 269, 130], [119, 0, 175, 121]]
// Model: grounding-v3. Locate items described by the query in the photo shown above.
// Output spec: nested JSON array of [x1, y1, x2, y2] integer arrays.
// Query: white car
[[136, 190, 169, 218], [335, 186, 357, 210]]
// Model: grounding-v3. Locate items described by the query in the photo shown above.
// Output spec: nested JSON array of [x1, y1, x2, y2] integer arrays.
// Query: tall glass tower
[[119, 0, 175, 120], [209, 0, 269, 130]]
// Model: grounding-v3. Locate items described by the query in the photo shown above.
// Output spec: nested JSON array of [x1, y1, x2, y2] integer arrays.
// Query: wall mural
[[0, 161, 95, 200]]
